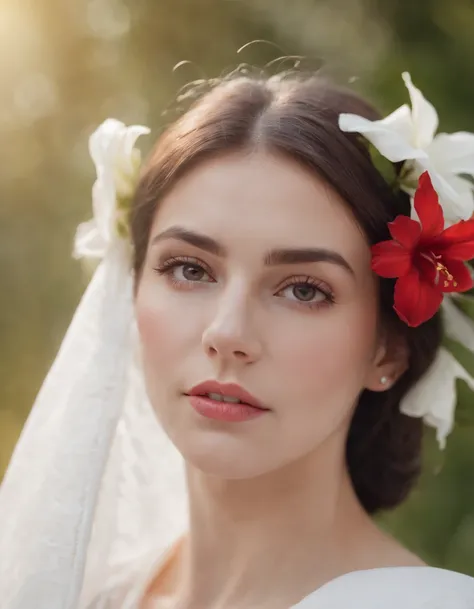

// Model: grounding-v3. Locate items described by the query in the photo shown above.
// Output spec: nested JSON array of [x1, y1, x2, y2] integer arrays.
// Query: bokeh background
[[1, 0, 474, 575]]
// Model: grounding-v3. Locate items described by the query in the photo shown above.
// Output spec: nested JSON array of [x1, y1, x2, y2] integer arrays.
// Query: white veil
[[1, 117, 473, 609], [0, 120, 187, 609]]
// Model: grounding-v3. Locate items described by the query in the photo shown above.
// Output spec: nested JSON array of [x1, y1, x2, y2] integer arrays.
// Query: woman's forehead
[[151, 151, 370, 263]]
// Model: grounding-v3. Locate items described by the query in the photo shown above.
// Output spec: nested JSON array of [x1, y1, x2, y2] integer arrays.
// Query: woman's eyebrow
[[150, 226, 225, 256], [264, 248, 355, 276], [151, 226, 355, 276]]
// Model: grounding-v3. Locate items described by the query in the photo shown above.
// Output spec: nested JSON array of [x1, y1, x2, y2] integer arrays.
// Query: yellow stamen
[[420, 252, 458, 288], [434, 261, 457, 288]]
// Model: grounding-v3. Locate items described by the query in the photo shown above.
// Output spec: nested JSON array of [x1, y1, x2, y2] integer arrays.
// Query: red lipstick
[[186, 381, 269, 422]]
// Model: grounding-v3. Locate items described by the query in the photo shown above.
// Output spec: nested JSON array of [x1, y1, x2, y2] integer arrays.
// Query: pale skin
[[135, 150, 424, 609]]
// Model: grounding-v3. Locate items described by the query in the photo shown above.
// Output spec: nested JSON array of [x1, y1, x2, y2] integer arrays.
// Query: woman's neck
[[161, 443, 389, 609]]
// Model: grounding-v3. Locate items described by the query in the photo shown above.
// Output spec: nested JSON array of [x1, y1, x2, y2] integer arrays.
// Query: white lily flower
[[442, 296, 474, 352], [339, 72, 474, 224], [74, 118, 150, 259], [400, 346, 474, 449]]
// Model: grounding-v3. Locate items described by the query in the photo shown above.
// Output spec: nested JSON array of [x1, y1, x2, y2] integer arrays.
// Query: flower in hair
[[372, 172, 474, 327], [74, 118, 150, 259], [339, 72, 474, 224], [400, 346, 474, 449]]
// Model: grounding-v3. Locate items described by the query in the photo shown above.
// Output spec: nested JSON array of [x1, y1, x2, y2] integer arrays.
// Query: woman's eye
[[281, 284, 326, 303], [173, 263, 212, 282], [154, 257, 215, 286], [275, 276, 334, 308]]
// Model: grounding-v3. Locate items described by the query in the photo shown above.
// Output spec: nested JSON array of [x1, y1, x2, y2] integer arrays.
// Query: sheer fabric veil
[[0, 121, 188, 609]]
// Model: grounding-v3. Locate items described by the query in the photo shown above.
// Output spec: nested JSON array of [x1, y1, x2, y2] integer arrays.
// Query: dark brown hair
[[131, 74, 443, 514]]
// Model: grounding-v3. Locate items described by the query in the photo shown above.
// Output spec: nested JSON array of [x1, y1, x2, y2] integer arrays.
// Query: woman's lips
[[186, 381, 269, 422], [187, 395, 267, 422]]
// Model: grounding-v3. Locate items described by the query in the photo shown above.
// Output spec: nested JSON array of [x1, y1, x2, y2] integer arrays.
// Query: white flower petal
[[338, 71, 474, 227], [400, 347, 474, 449], [88, 118, 126, 176], [91, 176, 117, 244], [120, 125, 151, 175], [339, 110, 427, 163], [431, 170, 474, 222], [428, 131, 474, 175], [402, 72, 439, 149], [83, 118, 149, 258], [73, 219, 106, 259], [443, 174, 474, 220], [411, 157, 474, 222], [89, 120, 127, 242], [443, 297, 474, 352], [377, 104, 415, 141]]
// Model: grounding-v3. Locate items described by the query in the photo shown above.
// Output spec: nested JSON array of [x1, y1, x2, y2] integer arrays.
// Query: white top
[[96, 543, 474, 609]]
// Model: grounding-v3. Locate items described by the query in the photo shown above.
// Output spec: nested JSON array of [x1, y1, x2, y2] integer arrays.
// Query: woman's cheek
[[276, 312, 374, 398], [135, 281, 207, 367], [136, 283, 180, 363]]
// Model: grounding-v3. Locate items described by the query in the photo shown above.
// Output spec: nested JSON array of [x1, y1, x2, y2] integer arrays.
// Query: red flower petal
[[431, 219, 474, 260], [372, 241, 412, 278], [415, 253, 438, 285], [440, 259, 473, 293], [414, 172, 444, 239], [388, 215, 421, 248], [393, 268, 443, 327]]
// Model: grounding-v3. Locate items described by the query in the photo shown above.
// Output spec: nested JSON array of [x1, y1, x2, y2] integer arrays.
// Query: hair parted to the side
[[130, 73, 443, 515]]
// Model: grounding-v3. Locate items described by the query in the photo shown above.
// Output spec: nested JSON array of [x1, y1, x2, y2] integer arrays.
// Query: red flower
[[372, 172, 474, 327]]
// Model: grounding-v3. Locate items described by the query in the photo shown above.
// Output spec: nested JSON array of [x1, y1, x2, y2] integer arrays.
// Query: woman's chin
[[174, 428, 275, 480]]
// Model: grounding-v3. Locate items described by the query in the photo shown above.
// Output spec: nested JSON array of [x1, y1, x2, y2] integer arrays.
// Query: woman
[[1, 71, 474, 609]]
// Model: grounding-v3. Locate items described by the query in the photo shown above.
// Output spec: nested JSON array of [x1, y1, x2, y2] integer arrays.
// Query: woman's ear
[[365, 332, 409, 392]]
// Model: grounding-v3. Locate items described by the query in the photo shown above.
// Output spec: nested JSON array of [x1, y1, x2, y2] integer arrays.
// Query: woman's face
[[136, 151, 393, 478]]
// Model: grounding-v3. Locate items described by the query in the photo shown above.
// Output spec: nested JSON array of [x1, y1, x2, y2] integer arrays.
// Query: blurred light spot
[[0, 5, 43, 77], [13, 73, 59, 122], [87, 0, 130, 40], [100, 93, 150, 125]]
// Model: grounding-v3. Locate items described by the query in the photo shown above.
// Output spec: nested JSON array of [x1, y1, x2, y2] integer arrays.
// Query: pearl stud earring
[[380, 376, 389, 386]]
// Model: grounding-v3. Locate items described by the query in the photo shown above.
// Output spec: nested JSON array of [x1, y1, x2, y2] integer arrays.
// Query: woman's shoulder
[[84, 544, 178, 609], [294, 566, 474, 609], [90, 562, 474, 609]]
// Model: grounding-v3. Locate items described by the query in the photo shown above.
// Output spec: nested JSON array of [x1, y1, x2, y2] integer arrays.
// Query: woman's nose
[[201, 299, 262, 366]]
